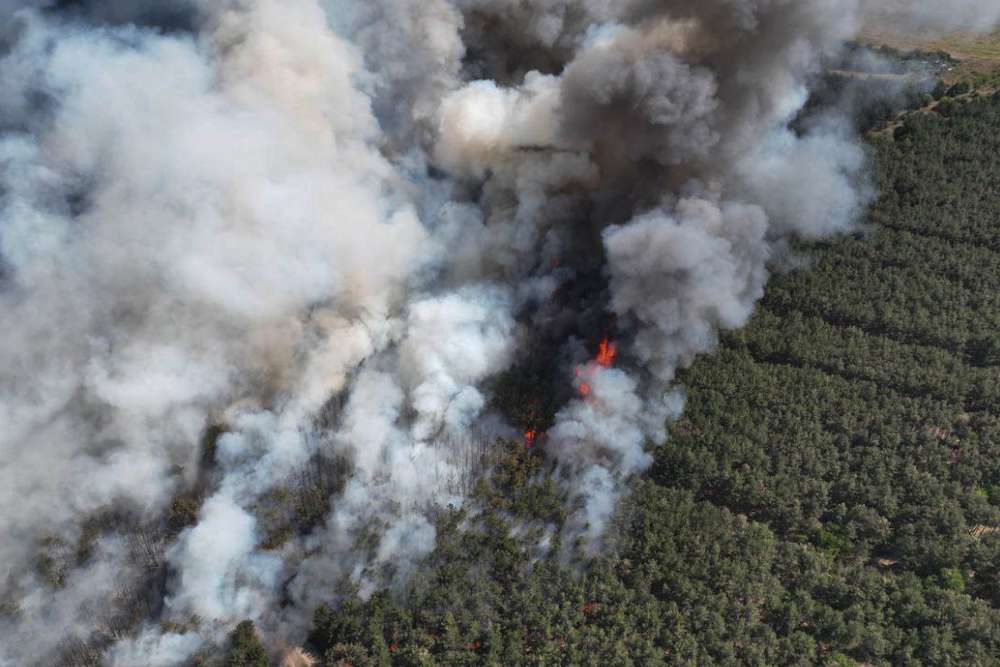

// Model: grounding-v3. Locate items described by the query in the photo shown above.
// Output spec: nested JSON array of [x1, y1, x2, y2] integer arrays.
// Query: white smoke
[[0, 0, 996, 663], [109, 631, 204, 667], [0, 0, 437, 660], [167, 491, 280, 625]]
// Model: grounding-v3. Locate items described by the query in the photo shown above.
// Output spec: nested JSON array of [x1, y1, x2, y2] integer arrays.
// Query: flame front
[[596, 336, 617, 367], [575, 335, 617, 396]]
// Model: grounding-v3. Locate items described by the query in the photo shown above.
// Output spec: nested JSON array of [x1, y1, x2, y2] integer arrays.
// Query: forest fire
[[575, 335, 617, 397], [519, 337, 616, 445], [280, 646, 318, 667], [595, 336, 617, 368]]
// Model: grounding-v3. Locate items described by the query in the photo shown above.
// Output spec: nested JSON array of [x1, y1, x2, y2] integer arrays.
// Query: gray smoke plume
[[0, 0, 996, 664]]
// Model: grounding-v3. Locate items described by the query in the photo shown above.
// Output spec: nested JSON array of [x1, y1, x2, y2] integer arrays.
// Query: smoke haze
[[0, 0, 996, 663]]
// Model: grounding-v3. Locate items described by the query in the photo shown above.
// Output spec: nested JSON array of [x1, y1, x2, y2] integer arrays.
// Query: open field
[[860, 24, 1000, 81]]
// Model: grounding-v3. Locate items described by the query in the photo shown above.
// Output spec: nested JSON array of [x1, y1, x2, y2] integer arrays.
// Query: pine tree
[[226, 620, 269, 667]]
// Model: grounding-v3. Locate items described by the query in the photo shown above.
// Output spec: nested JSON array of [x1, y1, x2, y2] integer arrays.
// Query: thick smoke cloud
[[604, 199, 771, 381], [0, 0, 996, 663]]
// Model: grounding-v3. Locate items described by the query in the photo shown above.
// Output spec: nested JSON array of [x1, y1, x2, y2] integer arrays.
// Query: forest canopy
[[295, 90, 1000, 667]]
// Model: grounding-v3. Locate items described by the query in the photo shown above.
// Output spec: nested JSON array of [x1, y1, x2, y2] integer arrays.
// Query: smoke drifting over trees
[[0, 1, 996, 663]]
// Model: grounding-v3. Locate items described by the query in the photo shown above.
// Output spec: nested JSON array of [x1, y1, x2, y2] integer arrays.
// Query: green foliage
[[937, 96, 958, 116], [827, 652, 856, 667], [938, 568, 966, 592], [472, 440, 565, 525], [813, 527, 851, 558], [946, 81, 973, 97], [226, 620, 269, 667]]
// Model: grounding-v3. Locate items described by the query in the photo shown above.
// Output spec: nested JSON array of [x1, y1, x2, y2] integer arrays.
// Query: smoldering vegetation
[[799, 41, 960, 136], [0, 1, 997, 664]]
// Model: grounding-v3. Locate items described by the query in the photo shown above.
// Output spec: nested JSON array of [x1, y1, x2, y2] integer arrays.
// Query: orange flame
[[596, 336, 617, 368], [524, 428, 538, 446], [574, 336, 617, 396]]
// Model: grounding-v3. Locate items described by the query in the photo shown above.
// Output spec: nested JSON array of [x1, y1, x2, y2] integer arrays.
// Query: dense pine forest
[[255, 91, 1000, 667]]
